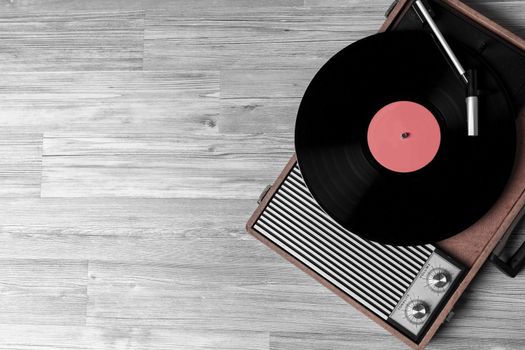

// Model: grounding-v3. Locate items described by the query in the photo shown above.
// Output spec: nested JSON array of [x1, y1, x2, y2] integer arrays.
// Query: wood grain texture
[[144, 6, 384, 71], [0, 259, 87, 326], [0, 133, 41, 197], [0, 0, 523, 349], [0, 0, 302, 12], [0, 71, 220, 133], [0, 324, 269, 350], [41, 132, 292, 198], [220, 69, 313, 134], [0, 12, 144, 71]]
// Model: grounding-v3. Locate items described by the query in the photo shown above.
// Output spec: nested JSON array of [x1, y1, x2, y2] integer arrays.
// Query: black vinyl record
[[295, 30, 516, 246]]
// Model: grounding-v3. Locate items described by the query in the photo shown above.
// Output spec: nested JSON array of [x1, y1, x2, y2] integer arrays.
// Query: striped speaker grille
[[254, 164, 436, 319]]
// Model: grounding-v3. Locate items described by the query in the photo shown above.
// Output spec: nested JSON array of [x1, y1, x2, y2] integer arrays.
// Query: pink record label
[[367, 101, 441, 173]]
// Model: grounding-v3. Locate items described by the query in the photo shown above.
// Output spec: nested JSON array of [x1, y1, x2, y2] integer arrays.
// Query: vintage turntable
[[246, 0, 525, 349]]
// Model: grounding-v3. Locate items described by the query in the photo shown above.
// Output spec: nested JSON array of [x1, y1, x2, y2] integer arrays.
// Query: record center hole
[[401, 132, 410, 139]]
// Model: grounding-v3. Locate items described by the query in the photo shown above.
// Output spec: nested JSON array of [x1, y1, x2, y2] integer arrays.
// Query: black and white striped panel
[[254, 164, 435, 319]]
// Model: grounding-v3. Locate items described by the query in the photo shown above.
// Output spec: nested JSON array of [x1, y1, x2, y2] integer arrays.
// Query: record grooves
[[295, 30, 516, 245]]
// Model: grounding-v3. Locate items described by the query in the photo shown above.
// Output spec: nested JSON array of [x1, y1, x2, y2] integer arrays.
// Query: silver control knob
[[427, 268, 450, 292], [405, 300, 429, 324]]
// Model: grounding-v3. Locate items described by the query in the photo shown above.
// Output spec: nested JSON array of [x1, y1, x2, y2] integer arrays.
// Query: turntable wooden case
[[246, 1, 525, 348]]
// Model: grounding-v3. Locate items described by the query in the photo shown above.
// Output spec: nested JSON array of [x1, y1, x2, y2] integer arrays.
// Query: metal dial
[[405, 300, 429, 324], [427, 268, 450, 292]]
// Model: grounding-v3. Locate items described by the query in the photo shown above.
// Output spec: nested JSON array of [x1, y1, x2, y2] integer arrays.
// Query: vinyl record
[[295, 30, 516, 246]]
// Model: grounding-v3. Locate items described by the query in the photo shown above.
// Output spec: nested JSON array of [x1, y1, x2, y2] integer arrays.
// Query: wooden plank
[[86, 261, 525, 337], [270, 332, 525, 350], [220, 98, 299, 133], [0, 324, 268, 350], [0, 0, 302, 12], [0, 229, 280, 264], [219, 69, 312, 133], [0, 259, 87, 326], [0, 133, 41, 197], [0, 197, 281, 264], [220, 69, 315, 99], [144, 7, 385, 70], [271, 332, 412, 350], [304, 0, 391, 6], [0, 198, 252, 236], [41, 133, 293, 198], [86, 259, 379, 334], [0, 12, 143, 71], [0, 71, 219, 134]]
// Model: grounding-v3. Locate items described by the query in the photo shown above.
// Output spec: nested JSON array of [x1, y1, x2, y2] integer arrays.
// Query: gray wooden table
[[0, 0, 523, 349]]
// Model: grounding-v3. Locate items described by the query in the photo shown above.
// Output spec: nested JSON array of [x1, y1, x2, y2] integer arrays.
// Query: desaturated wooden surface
[[0, 0, 524, 349]]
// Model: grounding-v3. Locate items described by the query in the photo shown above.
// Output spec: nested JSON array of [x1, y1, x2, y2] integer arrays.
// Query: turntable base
[[244, 2, 524, 348]]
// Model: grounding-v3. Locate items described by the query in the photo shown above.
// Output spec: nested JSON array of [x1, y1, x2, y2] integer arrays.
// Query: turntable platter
[[294, 31, 516, 245]]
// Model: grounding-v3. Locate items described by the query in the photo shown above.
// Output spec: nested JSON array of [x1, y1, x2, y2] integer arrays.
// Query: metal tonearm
[[414, 0, 479, 136]]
